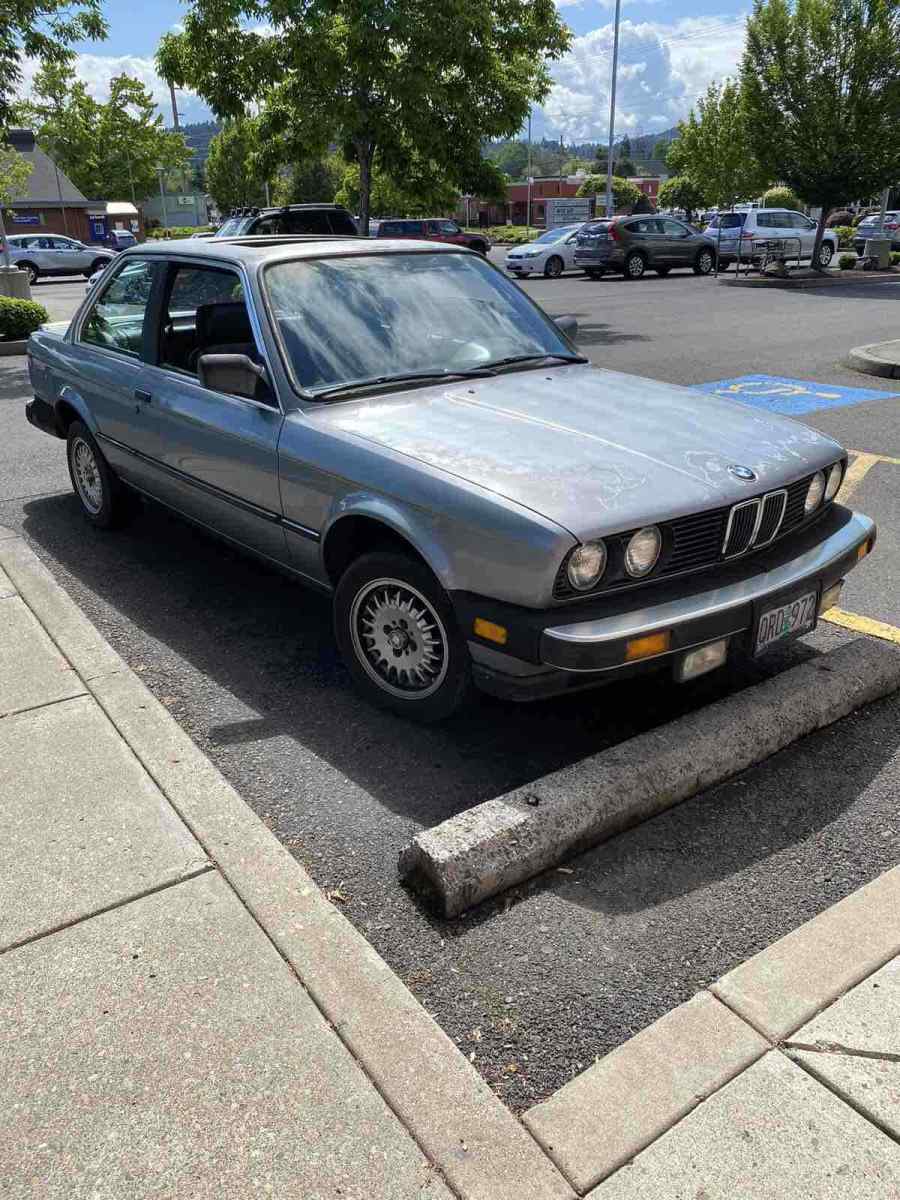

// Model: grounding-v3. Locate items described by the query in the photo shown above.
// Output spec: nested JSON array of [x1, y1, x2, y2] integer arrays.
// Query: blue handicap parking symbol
[[695, 373, 899, 415]]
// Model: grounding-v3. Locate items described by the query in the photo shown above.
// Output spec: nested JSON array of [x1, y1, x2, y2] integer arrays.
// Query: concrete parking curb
[[845, 340, 900, 380], [399, 639, 900, 918], [0, 340, 27, 357], [720, 270, 899, 289], [1, 529, 574, 1200]]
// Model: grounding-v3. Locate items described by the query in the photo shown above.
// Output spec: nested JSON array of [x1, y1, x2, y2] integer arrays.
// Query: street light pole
[[158, 168, 169, 230], [604, 0, 623, 218], [527, 110, 533, 230]]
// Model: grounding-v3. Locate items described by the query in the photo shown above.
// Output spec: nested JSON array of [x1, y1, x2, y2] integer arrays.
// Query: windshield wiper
[[311, 367, 497, 400], [478, 352, 588, 372]]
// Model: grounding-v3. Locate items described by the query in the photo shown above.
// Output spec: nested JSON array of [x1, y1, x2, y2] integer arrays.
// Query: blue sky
[[37, 0, 749, 142]]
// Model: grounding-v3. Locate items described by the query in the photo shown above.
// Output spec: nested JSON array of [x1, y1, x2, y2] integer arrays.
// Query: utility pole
[[604, 0, 623, 217], [169, 82, 181, 130], [527, 110, 533, 230], [158, 167, 169, 230]]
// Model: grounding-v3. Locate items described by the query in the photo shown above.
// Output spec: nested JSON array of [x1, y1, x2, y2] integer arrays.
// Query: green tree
[[489, 141, 530, 180], [761, 185, 800, 210], [666, 80, 767, 210], [205, 119, 269, 212], [273, 155, 345, 206], [0, 143, 33, 268], [657, 175, 708, 222], [156, 0, 569, 234], [335, 156, 459, 217], [1, 0, 106, 128], [742, 0, 900, 267], [614, 156, 636, 176], [576, 174, 642, 210], [653, 139, 671, 161], [17, 64, 190, 201]]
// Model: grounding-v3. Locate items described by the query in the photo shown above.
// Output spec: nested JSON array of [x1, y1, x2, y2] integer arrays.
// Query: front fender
[[324, 491, 455, 590]]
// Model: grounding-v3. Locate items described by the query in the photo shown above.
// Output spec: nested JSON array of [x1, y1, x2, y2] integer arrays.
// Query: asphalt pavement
[[2, 270, 900, 1111]]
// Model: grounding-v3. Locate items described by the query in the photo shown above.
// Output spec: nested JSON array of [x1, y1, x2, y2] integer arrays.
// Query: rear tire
[[470, 241, 488, 255], [544, 255, 564, 278], [693, 247, 716, 275], [334, 551, 474, 722], [624, 251, 646, 280], [88, 258, 109, 277], [65, 420, 136, 530]]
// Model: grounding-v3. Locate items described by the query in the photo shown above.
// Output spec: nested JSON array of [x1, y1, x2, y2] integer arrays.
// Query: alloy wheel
[[350, 578, 449, 699], [626, 254, 645, 279], [71, 436, 104, 514]]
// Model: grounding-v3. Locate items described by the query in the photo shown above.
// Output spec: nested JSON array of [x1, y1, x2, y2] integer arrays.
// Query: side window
[[379, 222, 399, 236], [405, 221, 425, 236], [327, 211, 358, 235], [36, 237, 55, 249], [661, 219, 687, 236], [251, 214, 283, 235], [159, 263, 258, 382], [627, 219, 652, 234], [283, 211, 331, 235], [438, 220, 460, 235], [756, 213, 778, 229], [80, 259, 158, 357]]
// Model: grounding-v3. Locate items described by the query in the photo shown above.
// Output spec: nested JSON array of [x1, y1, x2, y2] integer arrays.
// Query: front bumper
[[455, 505, 875, 700], [506, 257, 540, 274]]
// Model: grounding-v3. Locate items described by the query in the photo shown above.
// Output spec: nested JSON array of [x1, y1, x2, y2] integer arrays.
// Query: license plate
[[755, 590, 818, 654]]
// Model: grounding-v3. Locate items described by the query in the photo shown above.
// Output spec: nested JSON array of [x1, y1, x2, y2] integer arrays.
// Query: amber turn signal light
[[624, 630, 671, 662], [474, 618, 508, 646]]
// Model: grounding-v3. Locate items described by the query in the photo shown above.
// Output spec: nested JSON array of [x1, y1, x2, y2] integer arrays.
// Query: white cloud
[[541, 14, 746, 141], [17, 52, 212, 125]]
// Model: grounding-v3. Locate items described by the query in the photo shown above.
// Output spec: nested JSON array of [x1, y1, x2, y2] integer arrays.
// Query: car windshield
[[707, 213, 746, 229], [534, 226, 578, 243], [264, 251, 575, 397], [215, 217, 253, 237]]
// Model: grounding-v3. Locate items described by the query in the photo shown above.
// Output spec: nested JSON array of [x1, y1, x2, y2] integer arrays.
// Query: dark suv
[[574, 216, 717, 280], [214, 204, 358, 238], [376, 218, 491, 254]]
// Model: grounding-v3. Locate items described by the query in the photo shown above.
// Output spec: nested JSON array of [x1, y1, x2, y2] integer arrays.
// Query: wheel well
[[54, 400, 81, 438], [322, 516, 429, 585]]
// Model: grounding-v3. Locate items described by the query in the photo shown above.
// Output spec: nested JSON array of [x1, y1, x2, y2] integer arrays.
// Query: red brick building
[[5, 128, 144, 244], [461, 174, 663, 227]]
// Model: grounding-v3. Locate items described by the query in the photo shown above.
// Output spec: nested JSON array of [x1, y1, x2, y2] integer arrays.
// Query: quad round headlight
[[624, 525, 662, 578], [805, 470, 827, 515], [567, 540, 607, 591], [824, 461, 843, 502]]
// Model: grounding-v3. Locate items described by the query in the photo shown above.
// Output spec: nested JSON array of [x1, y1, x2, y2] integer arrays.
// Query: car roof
[[119, 235, 469, 267]]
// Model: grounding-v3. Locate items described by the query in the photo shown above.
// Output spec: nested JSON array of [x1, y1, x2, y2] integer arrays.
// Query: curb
[[0, 527, 575, 1200], [399, 639, 900, 918], [845, 341, 900, 380], [718, 270, 898, 289], [0, 340, 27, 357]]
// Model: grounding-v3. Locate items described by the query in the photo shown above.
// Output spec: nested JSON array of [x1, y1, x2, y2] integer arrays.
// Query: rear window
[[708, 213, 746, 229], [578, 221, 612, 237]]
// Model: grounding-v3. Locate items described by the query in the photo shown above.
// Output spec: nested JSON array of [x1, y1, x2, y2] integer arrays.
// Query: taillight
[[886, 222, 899, 230]]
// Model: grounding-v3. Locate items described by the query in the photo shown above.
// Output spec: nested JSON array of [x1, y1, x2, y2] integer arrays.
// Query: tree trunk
[[356, 139, 374, 237], [812, 207, 831, 272]]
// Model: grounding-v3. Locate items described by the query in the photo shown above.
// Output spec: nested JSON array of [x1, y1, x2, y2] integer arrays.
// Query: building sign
[[11, 213, 40, 225], [545, 196, 592, 228]]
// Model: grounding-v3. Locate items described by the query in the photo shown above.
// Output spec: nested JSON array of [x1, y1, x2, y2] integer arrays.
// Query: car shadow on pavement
[[0, 361, 30, 403], [21, 491, 854, 836]]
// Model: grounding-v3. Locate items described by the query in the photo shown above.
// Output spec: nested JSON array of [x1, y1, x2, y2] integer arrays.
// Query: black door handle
[[134, 389, 152, 404]]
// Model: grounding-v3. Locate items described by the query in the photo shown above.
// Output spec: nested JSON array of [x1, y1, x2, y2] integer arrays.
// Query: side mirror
[[198, 353, 270, 402], [554, 314, 579, 341]]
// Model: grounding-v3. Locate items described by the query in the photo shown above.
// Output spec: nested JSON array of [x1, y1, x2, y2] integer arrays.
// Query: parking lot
[[3, 267, 900, 1112]]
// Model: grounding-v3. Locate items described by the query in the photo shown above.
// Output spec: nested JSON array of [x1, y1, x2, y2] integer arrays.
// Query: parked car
[[705, 209, 838, 267], [105, 229, 138, 251], [5, 234, 114, 285], [852, 212, 900, 254], [375, 218, 491, 255], [505, 224, 585, 278], [574, 216, 718, 280], [214, 204, 358, 238], [25, 237, 874, 721]]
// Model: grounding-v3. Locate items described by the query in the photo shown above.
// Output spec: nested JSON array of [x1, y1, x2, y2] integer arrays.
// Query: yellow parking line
[[839, 452, 881, 503], [822, 607, 900, 645]]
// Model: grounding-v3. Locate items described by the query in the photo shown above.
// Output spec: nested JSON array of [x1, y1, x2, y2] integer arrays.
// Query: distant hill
[[621, 126, 679, 159]]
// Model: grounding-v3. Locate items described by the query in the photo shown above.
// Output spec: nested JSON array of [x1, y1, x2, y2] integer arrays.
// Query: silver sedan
[[505, 224, 584, 278]]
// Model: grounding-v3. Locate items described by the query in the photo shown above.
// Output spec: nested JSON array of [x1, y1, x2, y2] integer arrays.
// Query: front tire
[[817, 241, 835, 268], [334, 552, 473, 722], [693, 247, 716, 275], [20, 262, 39, 285], [544, 255, 564, 278], [624, 251, 646, 280], [65, 421, 135, 529]]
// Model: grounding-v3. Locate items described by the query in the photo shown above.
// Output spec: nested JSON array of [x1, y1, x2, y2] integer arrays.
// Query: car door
[[63, 238, 95, 273], [69, 256, 166, 491], [659, 218, 694, 265], [45, 236, 79, 274], [135, 258, 290, 565], [562, 227, 581, 268]]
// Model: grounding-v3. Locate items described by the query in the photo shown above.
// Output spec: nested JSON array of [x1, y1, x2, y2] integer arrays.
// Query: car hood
[[314, 364, 842, 538]]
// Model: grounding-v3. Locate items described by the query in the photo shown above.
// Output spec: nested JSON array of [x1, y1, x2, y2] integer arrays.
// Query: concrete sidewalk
[[1, 522, 899, 1197]]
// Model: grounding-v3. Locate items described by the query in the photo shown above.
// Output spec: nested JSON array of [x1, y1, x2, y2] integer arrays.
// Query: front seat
[[188, 301, 259, 372]]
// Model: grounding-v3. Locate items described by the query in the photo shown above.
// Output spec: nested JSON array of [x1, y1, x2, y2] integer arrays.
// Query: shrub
[[762, 186, 800, 210], [464, 225, 540, 244], [0, 295, 49, 340], [838, 254, 856, 270], [831, 225, 855, 248], [891, 252, 900, 266], [147, 226, 211, 239]]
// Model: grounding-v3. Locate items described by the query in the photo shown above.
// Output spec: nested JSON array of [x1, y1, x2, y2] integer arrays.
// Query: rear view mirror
[[198, 353, 270, 401], [554, 314, 579, 341]]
